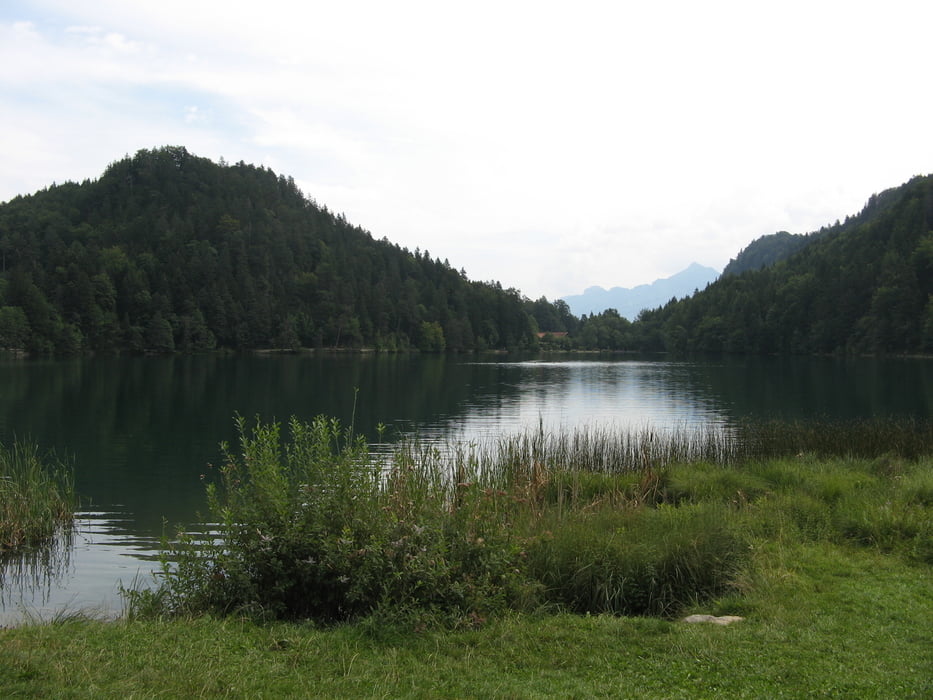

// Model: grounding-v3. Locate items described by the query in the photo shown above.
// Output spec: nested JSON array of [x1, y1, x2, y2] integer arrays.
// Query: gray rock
[[681, 614, 745, 625]]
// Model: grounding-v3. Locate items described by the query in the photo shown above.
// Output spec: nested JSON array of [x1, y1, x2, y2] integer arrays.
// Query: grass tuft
[[0, 439, 75, 554]]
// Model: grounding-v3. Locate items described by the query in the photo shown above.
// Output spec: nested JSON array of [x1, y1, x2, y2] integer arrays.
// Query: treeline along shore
[[1, 146, 931, 356]]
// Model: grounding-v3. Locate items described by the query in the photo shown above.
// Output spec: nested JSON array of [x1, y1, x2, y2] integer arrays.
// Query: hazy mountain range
[[561, 263, 720, 319]]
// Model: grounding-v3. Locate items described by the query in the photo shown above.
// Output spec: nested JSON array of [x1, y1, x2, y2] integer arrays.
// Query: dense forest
[[0, 147, 930, 356], [720, 231, 814, 277], [571, 174, 933, 355], [0, 147, 575, 354]]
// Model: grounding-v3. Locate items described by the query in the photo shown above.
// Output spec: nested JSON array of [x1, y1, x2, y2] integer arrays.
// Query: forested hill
[[631, 174, 933, 354], [0, 146, 573, 354], [2, 148, 929, 357], [720, 231, 814, 277]]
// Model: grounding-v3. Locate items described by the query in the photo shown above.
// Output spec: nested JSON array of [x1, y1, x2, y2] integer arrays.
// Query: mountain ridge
[[634, 174, 933, 354], [561, 262, 719, 319]]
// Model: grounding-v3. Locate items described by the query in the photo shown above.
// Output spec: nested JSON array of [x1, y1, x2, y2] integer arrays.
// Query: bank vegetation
[[4, 418, 931, 696], [125, 416, 932, 626], [0, 439, 75, 554]]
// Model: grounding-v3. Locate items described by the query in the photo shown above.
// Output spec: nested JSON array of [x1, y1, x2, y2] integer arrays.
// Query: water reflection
[[0, 529, 73, 616], [0, 354, 929, 623], [393, 360, 731, 445], [0, 510, 161, 626]]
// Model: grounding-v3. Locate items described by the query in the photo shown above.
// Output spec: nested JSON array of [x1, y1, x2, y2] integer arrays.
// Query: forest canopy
[[0, 147, 930, 356], [541, 173, 933, 355], [0, 147, 574, 354], [638, 175, 933, 355]]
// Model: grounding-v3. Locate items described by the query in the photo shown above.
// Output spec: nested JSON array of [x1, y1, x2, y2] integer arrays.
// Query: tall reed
[[468, 417, 933, 478], [0, 439, 76, 553], [735, 417, 933, 460], [475, 422, 739, 476]]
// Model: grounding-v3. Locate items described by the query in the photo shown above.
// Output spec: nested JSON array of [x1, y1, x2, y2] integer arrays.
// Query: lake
[[1, 353, 931, 623]]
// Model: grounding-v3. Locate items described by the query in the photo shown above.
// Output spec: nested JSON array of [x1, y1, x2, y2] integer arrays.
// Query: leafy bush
[[132, 416, 526, 624]]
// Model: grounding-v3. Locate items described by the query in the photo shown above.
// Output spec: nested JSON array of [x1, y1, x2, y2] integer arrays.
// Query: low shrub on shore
[[129, 416, 531, 625]]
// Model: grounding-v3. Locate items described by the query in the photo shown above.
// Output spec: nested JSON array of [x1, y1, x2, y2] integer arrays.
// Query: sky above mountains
[[2, 1, 931, 300]]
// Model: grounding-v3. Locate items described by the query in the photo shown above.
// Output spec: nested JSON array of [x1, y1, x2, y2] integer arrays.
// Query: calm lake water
[[1, 353, 931, 622]]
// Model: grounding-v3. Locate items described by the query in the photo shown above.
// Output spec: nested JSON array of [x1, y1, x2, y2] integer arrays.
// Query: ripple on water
[[0, 510, 163, 626]]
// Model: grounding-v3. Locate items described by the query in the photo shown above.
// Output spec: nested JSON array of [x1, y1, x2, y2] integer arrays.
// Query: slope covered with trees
[[1, 149, 928, 357], [721, 231, 814, 277], [0, 147, 571, 355], [628, 174, 933, 355]]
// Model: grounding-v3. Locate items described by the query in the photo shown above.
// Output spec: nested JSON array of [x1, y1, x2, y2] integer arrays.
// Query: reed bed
[[734, 416, 933, 460], [0, 440, 76, 555], [459, 416, 933, 480], [402, 416, 932, 502], [461, 422, 738, 478]]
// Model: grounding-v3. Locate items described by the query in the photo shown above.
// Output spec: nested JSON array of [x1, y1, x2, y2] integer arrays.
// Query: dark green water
[[1, 353, 930, 620]]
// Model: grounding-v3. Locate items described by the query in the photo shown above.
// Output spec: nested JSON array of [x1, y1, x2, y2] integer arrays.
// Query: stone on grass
[[681, 614, 745, 626]]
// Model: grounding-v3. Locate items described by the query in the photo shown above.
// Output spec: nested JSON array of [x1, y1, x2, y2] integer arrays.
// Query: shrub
[[132, 416, 526, 624]]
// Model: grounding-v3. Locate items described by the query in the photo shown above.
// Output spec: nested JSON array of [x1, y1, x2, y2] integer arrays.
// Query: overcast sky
[[2, 1, 931, 300]]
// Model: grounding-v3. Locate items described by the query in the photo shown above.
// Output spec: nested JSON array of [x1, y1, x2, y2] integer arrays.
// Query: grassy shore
[[2, 539, 930, 697], [1, 419, 931, 697]]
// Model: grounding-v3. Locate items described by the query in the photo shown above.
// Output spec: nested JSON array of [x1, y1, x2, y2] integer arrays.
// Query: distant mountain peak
[[562, 263, 719, 318]]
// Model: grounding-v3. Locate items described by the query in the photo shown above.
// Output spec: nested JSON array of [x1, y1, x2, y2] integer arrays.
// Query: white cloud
[[184, 106, 207, 125], [1, 1, 932, 299]]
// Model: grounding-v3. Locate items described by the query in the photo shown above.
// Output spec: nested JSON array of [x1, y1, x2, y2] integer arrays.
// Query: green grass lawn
[[3, 421, 931, 698], [3, 541, 930, 698]]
